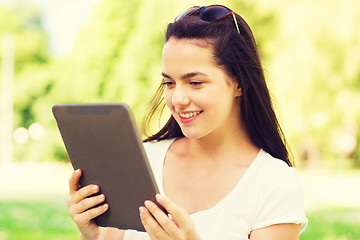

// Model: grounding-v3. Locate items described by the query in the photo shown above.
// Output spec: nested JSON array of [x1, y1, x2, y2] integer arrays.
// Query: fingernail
[[93, 185, 98, 191], [139, 206, 146, 215], [144, 200, 152, 208]]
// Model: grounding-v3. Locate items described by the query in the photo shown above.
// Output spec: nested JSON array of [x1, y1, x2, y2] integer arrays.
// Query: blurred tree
[[0, 4, 48, 72], [0, 3, 53, 162], [0, 3, 49, 127], [263, 0, 360, 167], [52, 0, 173, 115], [47, 0, 179, 161], [4, 0, 360, 165]]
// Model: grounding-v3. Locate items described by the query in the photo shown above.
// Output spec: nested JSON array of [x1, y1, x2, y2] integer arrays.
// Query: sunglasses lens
[[201, 6, 231, 21], [173, 5, 240, 34]]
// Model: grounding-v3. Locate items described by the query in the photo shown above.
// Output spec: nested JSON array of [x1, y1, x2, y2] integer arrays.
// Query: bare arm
[[249, 223, 301, 240]]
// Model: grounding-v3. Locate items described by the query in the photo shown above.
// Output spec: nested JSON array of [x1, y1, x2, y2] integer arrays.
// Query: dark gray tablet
[[52, 103, 166, 232]]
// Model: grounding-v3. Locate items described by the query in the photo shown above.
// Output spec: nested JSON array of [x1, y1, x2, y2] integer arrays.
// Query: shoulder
[[142, 139, 175, 190], [250, 150, 308, 232], [251, 150, 305, 215], [143, 139, 176, 167], [143, 138, 175, 156], [254, 150, 299, 185]]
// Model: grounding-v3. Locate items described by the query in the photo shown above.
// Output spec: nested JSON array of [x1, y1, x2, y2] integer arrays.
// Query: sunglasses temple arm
[[232, 13, 241, 34]]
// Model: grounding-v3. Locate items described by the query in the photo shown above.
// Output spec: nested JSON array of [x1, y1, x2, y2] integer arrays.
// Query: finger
[[69, 194, 106, 217], [72, 184, 100, 204], [144, 200, 178, 235], [69, 169, 82, 195], [73, 203, 109, 225], [139, 206, 169, 240], [155, 194, 191, 229]]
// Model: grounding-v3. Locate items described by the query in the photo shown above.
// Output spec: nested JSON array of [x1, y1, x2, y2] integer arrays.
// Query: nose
[[172, 85, 190, 108]]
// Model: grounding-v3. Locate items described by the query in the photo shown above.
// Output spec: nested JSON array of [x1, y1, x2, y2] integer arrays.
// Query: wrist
[[80, 230, 103, 240], [80, 236, 102, 240]]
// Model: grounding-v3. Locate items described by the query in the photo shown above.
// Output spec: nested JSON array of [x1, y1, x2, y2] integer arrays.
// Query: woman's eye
[[190, 81, 203, 86], [162, 81, 175, 87]]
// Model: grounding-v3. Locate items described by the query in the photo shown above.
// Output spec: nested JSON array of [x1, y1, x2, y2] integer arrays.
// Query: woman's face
[[162, 37, 242, 140]]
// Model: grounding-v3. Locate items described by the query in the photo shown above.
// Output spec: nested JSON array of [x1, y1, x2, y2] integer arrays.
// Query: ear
[[235, 85, 242, 97]]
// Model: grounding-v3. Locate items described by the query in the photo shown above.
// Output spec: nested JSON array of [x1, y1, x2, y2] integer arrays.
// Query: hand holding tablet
[[53, 103, 167, 232]]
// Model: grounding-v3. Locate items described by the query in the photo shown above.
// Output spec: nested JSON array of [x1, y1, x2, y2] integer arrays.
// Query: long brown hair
[[142, 10, 293, 166]]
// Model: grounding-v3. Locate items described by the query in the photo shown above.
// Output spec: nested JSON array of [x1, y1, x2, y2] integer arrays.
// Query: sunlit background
[[0, 0, 359, 239]]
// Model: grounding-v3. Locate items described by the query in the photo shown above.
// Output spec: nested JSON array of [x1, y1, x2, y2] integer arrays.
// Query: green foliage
[[264, 0, 360, 166], [55, 0, 169, 107], [0, 4, 49, 71], [1, 0, 360, 164], [0, 3, 53, 162]]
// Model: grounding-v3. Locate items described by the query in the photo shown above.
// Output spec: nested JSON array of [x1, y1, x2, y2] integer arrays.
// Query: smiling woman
[[65, 4, 308, 240], [161, 38, 242, 140]]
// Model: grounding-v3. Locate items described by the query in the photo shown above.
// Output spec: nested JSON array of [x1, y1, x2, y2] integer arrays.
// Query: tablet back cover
[[52, 103, 163, 232]]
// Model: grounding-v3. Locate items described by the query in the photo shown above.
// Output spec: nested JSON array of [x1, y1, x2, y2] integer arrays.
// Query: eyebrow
[[161, 71, 208, 80]]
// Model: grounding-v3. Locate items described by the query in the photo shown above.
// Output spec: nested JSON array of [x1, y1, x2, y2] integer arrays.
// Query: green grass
[[0, 201, 78, 240], [0, 201, 359, 239], [301, 207, 360, 240]]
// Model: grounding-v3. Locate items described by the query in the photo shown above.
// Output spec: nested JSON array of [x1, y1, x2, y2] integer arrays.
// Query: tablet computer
[[52, 103, 166, 232]]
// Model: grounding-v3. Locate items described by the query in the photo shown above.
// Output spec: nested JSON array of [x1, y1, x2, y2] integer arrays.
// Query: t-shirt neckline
[[158, 138, 264, 217]]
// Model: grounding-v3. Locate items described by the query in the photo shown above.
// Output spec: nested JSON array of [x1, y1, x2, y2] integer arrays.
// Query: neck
[[184, 117, 259, 163]]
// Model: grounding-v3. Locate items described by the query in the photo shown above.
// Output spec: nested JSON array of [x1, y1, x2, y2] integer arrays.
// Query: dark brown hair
[[142, 11, 293, 166]]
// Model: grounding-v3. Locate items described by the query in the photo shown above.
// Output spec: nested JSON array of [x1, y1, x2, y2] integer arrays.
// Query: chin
[[181, 129, 206, 140]]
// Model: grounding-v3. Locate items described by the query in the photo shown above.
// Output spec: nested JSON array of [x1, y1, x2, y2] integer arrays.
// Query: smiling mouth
[[179, 111, 203, 119]]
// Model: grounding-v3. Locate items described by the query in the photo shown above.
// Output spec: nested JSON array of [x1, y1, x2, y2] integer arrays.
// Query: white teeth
[[179, 111, 202, 119]]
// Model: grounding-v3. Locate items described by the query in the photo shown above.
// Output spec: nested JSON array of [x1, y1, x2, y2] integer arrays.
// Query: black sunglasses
[[174, 5, 240, 34]]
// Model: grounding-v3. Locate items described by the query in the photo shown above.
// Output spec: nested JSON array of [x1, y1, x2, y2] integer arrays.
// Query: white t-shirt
[[124, 139, 308, 240]]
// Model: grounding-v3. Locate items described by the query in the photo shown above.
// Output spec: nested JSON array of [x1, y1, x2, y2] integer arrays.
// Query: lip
[[177, 110, 203, 124]]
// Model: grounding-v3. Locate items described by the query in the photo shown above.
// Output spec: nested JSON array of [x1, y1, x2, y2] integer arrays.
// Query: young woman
[[67, 5, 308, 240]]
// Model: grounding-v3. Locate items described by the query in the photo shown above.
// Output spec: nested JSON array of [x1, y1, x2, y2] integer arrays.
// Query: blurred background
[[0, 0, 359, 239]]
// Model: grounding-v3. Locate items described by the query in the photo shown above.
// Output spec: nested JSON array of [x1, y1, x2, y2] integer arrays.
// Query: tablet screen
[[53, 103, 166, 231]]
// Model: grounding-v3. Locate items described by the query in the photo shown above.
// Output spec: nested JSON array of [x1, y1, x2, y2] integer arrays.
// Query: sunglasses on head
[[174, 5, 241, 35]]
